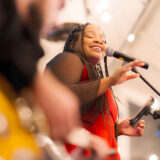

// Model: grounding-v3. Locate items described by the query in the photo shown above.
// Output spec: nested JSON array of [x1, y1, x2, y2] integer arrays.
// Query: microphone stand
[[132, 67, 160, 97]]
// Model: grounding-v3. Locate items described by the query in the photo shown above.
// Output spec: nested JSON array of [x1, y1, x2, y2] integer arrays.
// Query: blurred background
[[38, 0, 160, 159]]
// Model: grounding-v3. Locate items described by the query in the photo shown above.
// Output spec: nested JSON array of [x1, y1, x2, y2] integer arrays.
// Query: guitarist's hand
[[88, 134, 110, 160], [69, 129, 114, 160]]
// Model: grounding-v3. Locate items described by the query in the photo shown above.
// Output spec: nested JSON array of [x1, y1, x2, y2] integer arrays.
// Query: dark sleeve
[[46, 52, 100, 106]]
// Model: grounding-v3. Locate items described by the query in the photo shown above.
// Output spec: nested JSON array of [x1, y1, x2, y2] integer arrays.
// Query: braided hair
[[63, 23, 111, 123]]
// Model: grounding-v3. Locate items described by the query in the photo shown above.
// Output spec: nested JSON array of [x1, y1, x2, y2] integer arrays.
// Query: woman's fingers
[[110, 60, 144, 85], [137, 120, 145, 126], [136, 120, 145, 128], [126, 74, 139, 80], [137, 127, 144, 136], [120, 60, 144, 74], [124, 60, 145, 68], [132, 60, 145, 67], [134, 120, 145, 136]]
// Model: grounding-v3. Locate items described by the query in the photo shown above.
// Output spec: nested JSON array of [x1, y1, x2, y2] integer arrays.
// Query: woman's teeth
[[92, 47, 102, 52]]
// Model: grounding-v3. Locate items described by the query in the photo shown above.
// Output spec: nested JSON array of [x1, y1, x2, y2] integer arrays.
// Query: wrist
[[117, 123, 123, 136], [108, 75, 116, 86], [104, 77, 114, 87]]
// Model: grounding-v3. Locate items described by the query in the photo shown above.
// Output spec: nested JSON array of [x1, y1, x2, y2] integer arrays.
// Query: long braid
[[104, 55, 119, 139], [63, 25, 83, 53]]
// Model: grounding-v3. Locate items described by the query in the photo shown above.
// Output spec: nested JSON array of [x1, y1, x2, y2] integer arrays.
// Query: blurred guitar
[[0, 75, 42, 160]]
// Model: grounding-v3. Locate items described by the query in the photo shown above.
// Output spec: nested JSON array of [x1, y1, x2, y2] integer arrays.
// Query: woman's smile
[[90, 45, 102, 53]]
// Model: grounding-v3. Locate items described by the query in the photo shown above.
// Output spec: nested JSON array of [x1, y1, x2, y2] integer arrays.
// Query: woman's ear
[[69, 41, 74, 50]]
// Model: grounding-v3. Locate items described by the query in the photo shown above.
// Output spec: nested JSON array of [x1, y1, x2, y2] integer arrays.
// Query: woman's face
[[74, 24, 107, 66]]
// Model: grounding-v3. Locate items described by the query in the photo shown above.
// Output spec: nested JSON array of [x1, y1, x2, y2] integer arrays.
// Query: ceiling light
[[97, 0, 109, 13], [127, 33, 135, 42], [149, 154, 158, 160]]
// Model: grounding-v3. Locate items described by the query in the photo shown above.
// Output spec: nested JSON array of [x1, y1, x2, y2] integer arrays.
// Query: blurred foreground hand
[[32, 70, 80, 140]]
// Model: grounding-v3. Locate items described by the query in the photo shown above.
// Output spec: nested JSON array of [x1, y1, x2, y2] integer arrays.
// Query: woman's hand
[[98, 60, 144, 96], [110, 60, 144, 86], [117, 118, 145, 137]]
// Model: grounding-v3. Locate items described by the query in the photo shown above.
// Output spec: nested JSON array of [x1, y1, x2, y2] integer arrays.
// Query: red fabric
[[65, 65, 120, 160]]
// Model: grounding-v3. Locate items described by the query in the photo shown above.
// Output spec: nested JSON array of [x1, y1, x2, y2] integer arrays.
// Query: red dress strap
[[105, 89, 118, 123], [80, 65, 89, 81]]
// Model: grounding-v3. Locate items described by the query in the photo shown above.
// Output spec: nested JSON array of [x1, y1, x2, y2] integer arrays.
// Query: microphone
[[106, 47, 149, 69], [129, 97, 155, 127]]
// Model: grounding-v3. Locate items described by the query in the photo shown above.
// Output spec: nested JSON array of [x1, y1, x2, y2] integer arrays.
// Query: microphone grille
[[106, 47, 115, 57]]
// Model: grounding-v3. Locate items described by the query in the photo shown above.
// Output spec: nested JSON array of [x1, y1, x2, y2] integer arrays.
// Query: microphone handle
[[129, 97, 154, 127], [129, 105, 150, 127], [114, 52, 149, 69]]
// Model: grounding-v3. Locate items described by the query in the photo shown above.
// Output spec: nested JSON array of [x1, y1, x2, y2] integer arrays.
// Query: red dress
[[66, 65, 121, 160]]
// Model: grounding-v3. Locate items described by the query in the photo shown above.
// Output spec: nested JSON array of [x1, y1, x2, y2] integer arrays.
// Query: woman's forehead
[[84, 24, 104, 36]]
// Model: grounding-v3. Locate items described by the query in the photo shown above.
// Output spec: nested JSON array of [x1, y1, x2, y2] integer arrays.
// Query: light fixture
[[127, 33, 135, 42], [96, 0, 109, 13], [151, 98, 160, 111], [149, 154, 158, 160]]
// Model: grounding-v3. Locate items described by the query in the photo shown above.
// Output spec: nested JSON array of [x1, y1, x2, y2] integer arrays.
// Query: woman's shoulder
[[47, 52, 83, 69], [56, 52, 81, 60], [48, 52, 82, 65]]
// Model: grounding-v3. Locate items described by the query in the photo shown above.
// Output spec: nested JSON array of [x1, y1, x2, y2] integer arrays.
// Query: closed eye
[[84, 35, 94, 39]]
